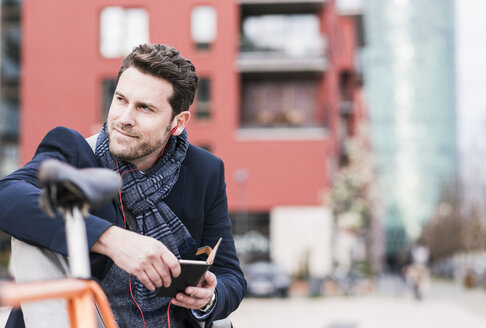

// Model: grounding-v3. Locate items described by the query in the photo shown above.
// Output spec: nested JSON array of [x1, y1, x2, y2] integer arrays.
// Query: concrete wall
[[270, 206, 333, 278]]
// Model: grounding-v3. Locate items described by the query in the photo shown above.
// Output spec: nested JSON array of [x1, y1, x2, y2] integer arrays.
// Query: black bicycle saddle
[[38, 159, 122, 217]]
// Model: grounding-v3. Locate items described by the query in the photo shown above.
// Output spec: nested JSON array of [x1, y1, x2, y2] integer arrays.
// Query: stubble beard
[[107, 123, 172, 163]]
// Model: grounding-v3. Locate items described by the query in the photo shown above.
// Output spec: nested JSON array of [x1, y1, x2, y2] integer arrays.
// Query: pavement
[[230, 294, 486, 328], [2, 275, 486, 327], [230, 275, 486, 328]]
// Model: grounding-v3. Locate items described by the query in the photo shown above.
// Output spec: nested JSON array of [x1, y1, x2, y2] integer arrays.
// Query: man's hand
[[91, 226, 181, 290], [171, 271, 217, 310]]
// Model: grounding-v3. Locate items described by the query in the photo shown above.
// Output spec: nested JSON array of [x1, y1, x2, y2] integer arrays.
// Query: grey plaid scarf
[[95, 122, 195, 311]]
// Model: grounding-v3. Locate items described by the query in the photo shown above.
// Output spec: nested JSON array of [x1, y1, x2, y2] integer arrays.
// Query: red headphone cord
[[167, 299, 174, 328], [115, 124, 179, 328]]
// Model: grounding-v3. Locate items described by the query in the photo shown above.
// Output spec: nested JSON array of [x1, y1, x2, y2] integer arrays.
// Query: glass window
[[240, 75, 321, 128], [100, 7, 149, 58], [101, 79, 117, 121], [195, 78, 211, 120], [230, 212, 270, 261], [240, 14, 324, 57], [0, 100, 18, 138], [191, 6, 217, 50], [1, 25, 21, 79], [0, 142, 19, 177], [1, 4, 21, 139]]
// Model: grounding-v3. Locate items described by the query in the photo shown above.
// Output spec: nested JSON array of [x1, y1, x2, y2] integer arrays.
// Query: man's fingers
[[137, 271, 156, 291], [149, 248, 180, 287], [203, 271, 216, 285], [171, 272, 217, 310], [196, 271, 217, 289], [99, 229, 183, 290], [164, 253, 181, 278], [147, 263, 164, 288], [162, 251, 181, 278], [172, 292, 205, 309], [152, 259, 173, 288], [137, 262, 170, 290]]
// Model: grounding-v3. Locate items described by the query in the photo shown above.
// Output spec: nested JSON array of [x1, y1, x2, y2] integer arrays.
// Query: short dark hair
[[117, 43, 199, 117]]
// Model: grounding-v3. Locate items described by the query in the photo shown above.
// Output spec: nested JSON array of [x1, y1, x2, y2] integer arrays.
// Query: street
[[1, 276, 486, 327], [230, 295, 486, 328], [230, 276, 486, 328]]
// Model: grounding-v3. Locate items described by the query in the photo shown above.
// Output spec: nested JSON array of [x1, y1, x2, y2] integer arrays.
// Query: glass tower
[[363, 0, 457, 257]]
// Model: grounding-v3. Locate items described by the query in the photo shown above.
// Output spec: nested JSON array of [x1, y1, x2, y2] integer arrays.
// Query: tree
[[329, 123, 382, 273], [420, 183, 486, 263]]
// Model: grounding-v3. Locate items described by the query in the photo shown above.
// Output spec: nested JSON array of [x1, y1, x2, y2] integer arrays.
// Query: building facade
[[363, 0, 457, 261], [12, 0, 364, 275], [0, 0, 21, 179]]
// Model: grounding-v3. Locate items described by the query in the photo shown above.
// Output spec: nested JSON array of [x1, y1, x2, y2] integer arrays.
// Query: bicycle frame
[[0, 205, 117, 328], [0, 278, 116, 328]]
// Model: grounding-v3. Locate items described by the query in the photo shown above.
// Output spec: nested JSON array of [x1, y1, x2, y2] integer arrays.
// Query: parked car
[[244, 261, 291, 297]]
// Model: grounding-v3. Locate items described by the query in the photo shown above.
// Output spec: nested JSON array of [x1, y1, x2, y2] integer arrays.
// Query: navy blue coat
[[0, 127, 246, 327]]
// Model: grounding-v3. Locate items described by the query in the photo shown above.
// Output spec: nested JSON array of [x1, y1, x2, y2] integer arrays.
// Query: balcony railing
[[237, 52, 328, 73], [238, 0, 326, 5]]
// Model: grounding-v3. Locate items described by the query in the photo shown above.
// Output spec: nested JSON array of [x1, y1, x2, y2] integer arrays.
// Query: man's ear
[[171, 111, 191, 136]]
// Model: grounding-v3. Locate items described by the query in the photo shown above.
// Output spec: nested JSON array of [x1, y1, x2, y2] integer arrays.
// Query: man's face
[[107, 66, 175, 169]]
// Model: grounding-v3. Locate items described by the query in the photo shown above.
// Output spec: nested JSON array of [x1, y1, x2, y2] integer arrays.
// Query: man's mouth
[[114, 128, 137, 139]]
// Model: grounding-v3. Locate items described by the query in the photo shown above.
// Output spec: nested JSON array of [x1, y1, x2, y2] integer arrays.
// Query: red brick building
[[20, 0, 365, 263]]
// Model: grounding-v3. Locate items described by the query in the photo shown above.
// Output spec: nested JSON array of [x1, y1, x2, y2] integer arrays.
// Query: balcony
[[238, 0, 326, 15], [237, 52, 327, 73], [238, 13, 328, 73], [238, 0, 325, 3], [237, 0, 329, 133]]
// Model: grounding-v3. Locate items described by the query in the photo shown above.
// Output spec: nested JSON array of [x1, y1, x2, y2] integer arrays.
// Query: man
[[0, 43, 246, 327]]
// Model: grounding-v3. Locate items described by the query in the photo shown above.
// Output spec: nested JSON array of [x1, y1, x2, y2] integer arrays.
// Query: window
[[100, 7, 149, 58], [195, 78, 211, 120], [0, 142, 18, 177], [1, 0, 20, 140], [1, 27, 21, 80], [240, 75, 321, 128], [230, 212, 270, 262], [339, 71, 353, 115], [101, 79, 117, 120], [240, 14, 324, 58], [191, 6, 217, 50], [0, 100, 18, 139]]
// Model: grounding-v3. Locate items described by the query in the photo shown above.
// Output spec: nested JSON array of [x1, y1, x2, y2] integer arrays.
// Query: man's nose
[[118, 105, 136, 125]]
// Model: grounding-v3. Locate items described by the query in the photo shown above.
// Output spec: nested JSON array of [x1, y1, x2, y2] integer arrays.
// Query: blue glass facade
[[363, 0, 457, 256], [0, 0, 21, 177]]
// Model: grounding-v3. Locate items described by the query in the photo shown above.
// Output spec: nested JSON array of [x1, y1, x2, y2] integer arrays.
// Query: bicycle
[[0, 159, 121, 327]]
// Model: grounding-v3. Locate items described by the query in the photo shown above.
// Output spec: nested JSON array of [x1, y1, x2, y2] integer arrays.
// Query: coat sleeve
[[0, 127, 114, 256], [195, 159, 247, 326]]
